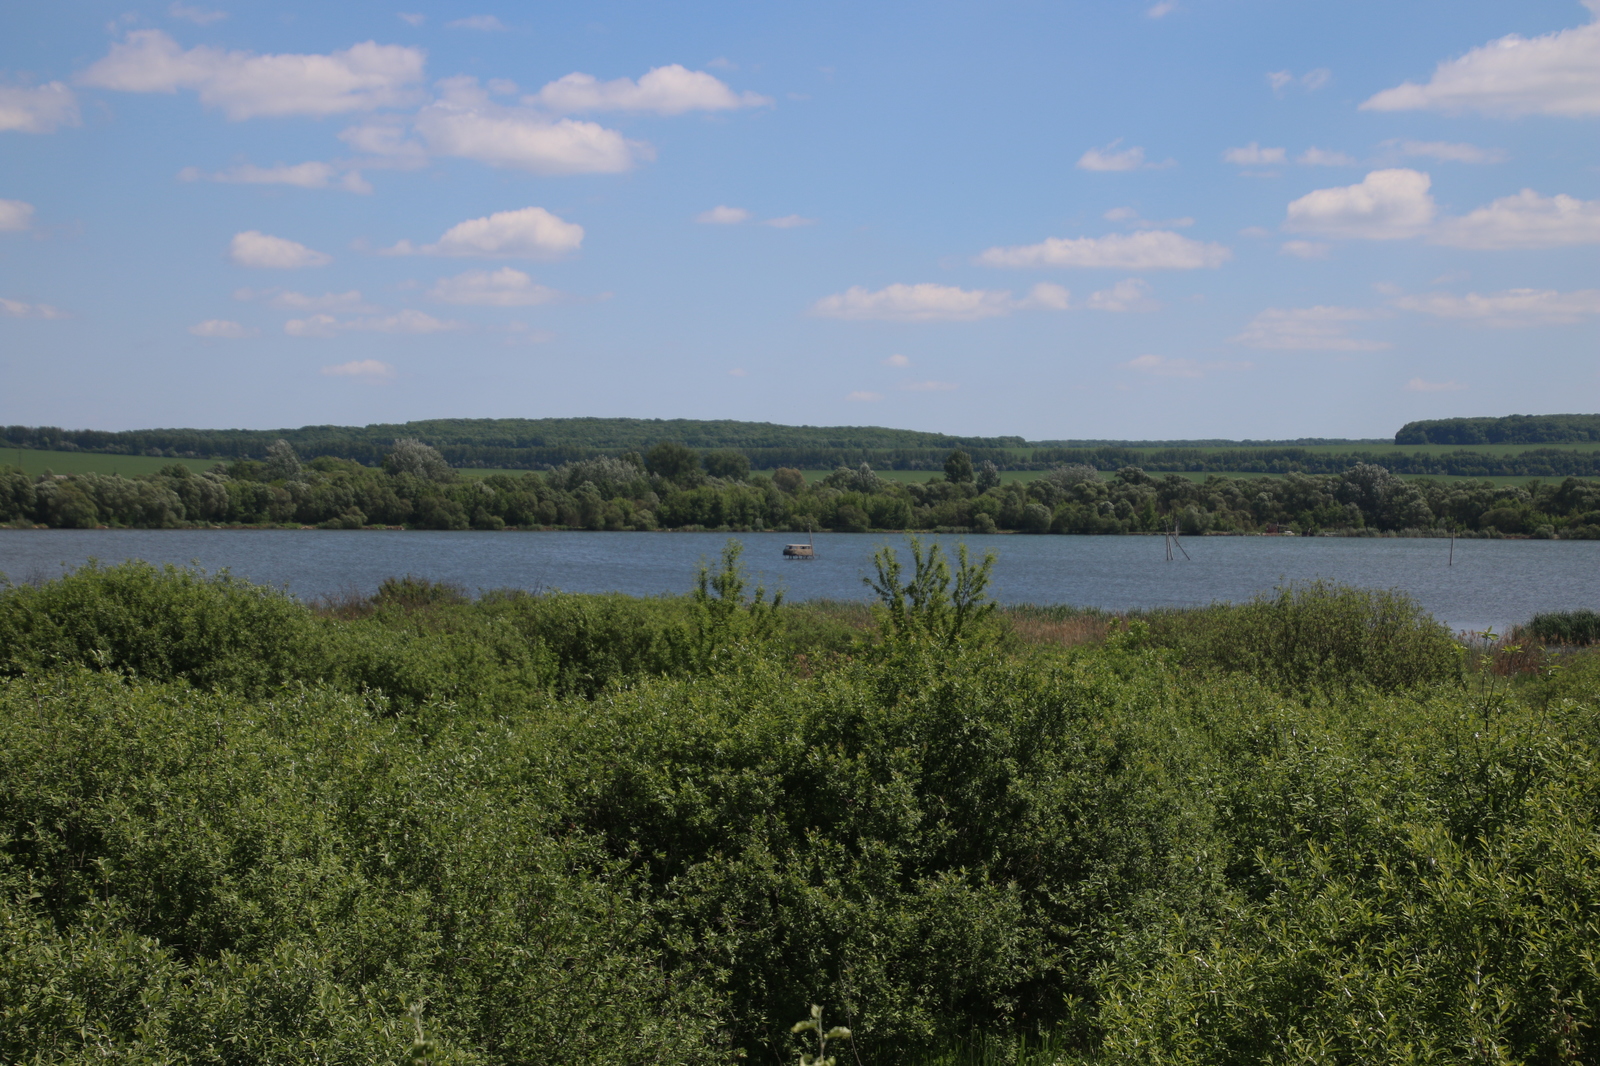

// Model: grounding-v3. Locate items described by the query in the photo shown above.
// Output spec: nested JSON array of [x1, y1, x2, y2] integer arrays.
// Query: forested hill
[[1397, 413, 1600, 445], [1, 418, 1028, 470]]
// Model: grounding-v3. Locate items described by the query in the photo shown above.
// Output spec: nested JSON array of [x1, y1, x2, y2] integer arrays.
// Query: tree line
[[1397, 412, 1600, 445], [6, 438, 1600, 538]]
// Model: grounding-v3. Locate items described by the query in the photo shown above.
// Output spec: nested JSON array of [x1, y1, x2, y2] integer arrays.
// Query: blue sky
[[2, 0, 1596, 441]]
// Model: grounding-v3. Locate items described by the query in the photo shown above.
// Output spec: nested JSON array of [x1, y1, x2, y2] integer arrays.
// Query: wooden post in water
[[1449, 534, 1454, 567]]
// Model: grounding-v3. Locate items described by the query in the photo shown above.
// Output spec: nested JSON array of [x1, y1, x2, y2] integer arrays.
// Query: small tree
[[864, 536, 996, 647], [944, 449, 974, 484], [645, 440, 701, 482], [384, 439, 455, 482], [264, 439, 301, 481], [702, 449, 751, 480], [772, 468, 805, 494], [975, 459, 1001, 491]]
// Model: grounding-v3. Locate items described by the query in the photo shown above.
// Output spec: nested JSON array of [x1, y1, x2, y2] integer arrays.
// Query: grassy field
[[2, 447, 225, 478]]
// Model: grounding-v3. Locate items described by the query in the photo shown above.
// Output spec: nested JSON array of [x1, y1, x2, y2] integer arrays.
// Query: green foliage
[[4, 562, 1600, 1064], [1143, 580, 1464, 692], [1525, 608, 1600, 646], [792, 1005, 852, 1066]]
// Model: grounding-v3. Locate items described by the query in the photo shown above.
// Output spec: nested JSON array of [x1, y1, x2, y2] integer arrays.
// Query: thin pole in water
[[1449, 534, 1454, 567]]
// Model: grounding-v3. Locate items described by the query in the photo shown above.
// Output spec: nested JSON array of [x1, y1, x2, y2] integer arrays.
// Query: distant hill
[[1396, 414, 1600, 446]]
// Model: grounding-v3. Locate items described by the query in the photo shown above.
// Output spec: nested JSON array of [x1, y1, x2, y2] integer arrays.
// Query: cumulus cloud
[[1431, 190, 1600, 249], [79, 31, 426, 120], [1086, 278, 1160, 312], [1077, 139, 1171, 171], [337, 119, 429, 168], [765, 214, 815, 228], [696, 205, 750, 224], [0, 198, 34, 231], [1404, 377, 1466, 392], [1224, 142, 1286, 166], [427, 268, 565, 306], [286, 309, 461, 336], [977, 230, 1230, 270], [1284, 169, 1436, 240], [1232, 306, 1390, 350], [1297, 147, 1357, 166], [0, 82, 80, 133], [1392, 287, 1600, 327], [188, 318, 251, 337], [180, 161, 371, 193], [0, 297, 67, 319], [235, 288, 375, 312], [1362, 10, 1600, 117], [447, 15, 506, 30], [884, 353, 911, 367], [1280, 240, 1331, 259], [322, 358, 396, 379], [168, 3, 225, 24], [1383, 139, 1506, 164], [527, 64, 771, 114], [1146, 2, 1178, 18], [229, 231, 331, 268], [845, 391, 883, 402], [414, 78, 644, 174], [811, 282, 1070, 322], [384, 206, 584, 258], [1125, 354, 1253, 378]]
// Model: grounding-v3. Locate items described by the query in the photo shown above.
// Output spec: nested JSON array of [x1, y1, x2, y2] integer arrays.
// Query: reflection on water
[[2, 528, 1596, 633]]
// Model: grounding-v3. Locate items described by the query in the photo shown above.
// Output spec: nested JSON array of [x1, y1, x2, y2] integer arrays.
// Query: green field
[[2, 448, 225, 478]]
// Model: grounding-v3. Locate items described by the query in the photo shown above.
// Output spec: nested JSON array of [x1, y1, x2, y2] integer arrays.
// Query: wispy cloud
[[1232, 306, 1390, 350], [977, 230, 1229, 270], [812, 282, 1069, 322]]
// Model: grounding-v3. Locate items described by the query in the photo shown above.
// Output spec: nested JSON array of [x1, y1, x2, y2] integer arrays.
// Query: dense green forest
[[9, 415, 1600, 477], [1397, 413, 1600, 446], [7, 437, 1600, 537], [3, 550, 1599, 1063]]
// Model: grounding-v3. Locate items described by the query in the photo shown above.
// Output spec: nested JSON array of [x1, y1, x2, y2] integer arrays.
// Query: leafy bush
[[1525, 607, 1600, 646]]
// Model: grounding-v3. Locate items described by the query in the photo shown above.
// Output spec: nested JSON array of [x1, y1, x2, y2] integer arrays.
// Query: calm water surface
[[2, 529, 1596, 633]]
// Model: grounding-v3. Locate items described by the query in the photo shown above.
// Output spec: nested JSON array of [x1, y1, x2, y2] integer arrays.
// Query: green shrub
[[1525, 607, 1600, 646]]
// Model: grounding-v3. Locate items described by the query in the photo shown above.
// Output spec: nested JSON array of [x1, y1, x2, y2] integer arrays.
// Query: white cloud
[[1224, 142, 1286, 166], [1279, 240, 1330, 259], [1431, 189, 1600, 249], [427, 268, 564, 306], [1283, 169, 1435, 240], [384, 205, 584, 258], [1297, 147, 1357, 166], [235, 288, 375, 312], [1232, 306, 1390, 350], [765, 214, 815, 228], [696, 205, 750, 224], [0, 82, 80, 133], [397, 13, 424, 27], [1393, 287, 1600, 327], [528, 64, 771, 114], [322, 358, 396, 379], [78, 31, 426, 120], [286, 309, 461, 336], [884, 353, 911, 367], [415, 78, 644, 174], [189, 318, 251, 337], [1384, 139, 1506, 164], [1078, 139, 1171, 171], [845, 391, 883, 402], [1146, 2, 1178, 18], [1086, 278, 1160, 312], [1269, 69, 1330, 92], [728, 367, 747, 377], [447, 15, 506, 30], [1362, 11, 1600, 118], [900, 380, 957, 391], [0, 199, 34, 231], [229, 231, 331, 269], [976, 229, 1231, 270], [337, 119, 429, 168], [0, 297, 67, 319], [810, 282, 1070, 322], [1125, 354, 1253, 378], [1404, 377, 1466, 392], [168, 2, 225, 24], [180, 161, 371, 193]]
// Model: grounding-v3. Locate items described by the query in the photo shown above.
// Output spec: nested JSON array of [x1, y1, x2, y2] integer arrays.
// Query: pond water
[[2, 529, 1596, 634]]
